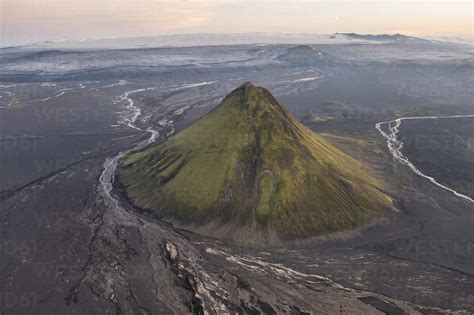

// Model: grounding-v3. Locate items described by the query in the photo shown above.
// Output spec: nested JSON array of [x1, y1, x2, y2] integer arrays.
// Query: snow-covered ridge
[[23, 33, 385, 50]]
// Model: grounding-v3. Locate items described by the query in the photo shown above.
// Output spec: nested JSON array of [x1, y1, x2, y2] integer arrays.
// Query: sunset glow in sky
[[1, 0, 472, 46]]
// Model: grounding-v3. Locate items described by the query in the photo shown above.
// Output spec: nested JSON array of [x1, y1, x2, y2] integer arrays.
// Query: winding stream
[[98, 80, 220, 203], [98, 88, 162, 206], [376, 115, 474, 203]]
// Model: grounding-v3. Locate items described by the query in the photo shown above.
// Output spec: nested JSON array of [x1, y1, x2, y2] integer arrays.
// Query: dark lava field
[[0, 39, 473, 314]]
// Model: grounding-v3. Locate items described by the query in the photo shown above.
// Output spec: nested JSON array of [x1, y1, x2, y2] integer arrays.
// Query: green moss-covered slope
[[117, 82, 392, 242]]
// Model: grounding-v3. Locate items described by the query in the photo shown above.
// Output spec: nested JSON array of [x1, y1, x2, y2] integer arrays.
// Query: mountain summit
[[117, 82, 391, 244], [277, 45, 326, 65]]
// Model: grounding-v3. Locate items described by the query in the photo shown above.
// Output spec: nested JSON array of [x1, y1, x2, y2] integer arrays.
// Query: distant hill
[[117, 82, 392, 244], [20, 33, 383, 50], [276, 45, 328, 65], [334, 33, 427, 42]]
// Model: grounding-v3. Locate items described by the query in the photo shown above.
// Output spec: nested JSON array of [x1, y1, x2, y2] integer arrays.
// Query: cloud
[[1, 0, 472, 46], [1, 0, 223, 44]]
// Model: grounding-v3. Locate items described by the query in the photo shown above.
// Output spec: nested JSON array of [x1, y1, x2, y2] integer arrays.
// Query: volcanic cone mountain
[[117, 82, 392, 244]]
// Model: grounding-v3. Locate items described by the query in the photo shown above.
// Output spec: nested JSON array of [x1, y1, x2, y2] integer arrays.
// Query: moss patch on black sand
[[117, 82, 392, 243]]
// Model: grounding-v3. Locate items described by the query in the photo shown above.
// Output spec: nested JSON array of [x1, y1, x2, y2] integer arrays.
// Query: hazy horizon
[[1, 0, 472, 47]]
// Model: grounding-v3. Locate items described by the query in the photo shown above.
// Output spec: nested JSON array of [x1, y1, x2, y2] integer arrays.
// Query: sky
[[1, 0, 472, 46]]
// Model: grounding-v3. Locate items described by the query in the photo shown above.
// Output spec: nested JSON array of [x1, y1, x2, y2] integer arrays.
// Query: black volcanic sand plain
[[0, 79, 473, 313], [0, 42, 474, 313], [0, 82, 140, 190], [399, 116, 474, 197]]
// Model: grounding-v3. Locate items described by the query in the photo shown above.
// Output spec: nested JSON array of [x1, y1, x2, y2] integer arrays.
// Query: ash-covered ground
[[0, 39, 473, 314]]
